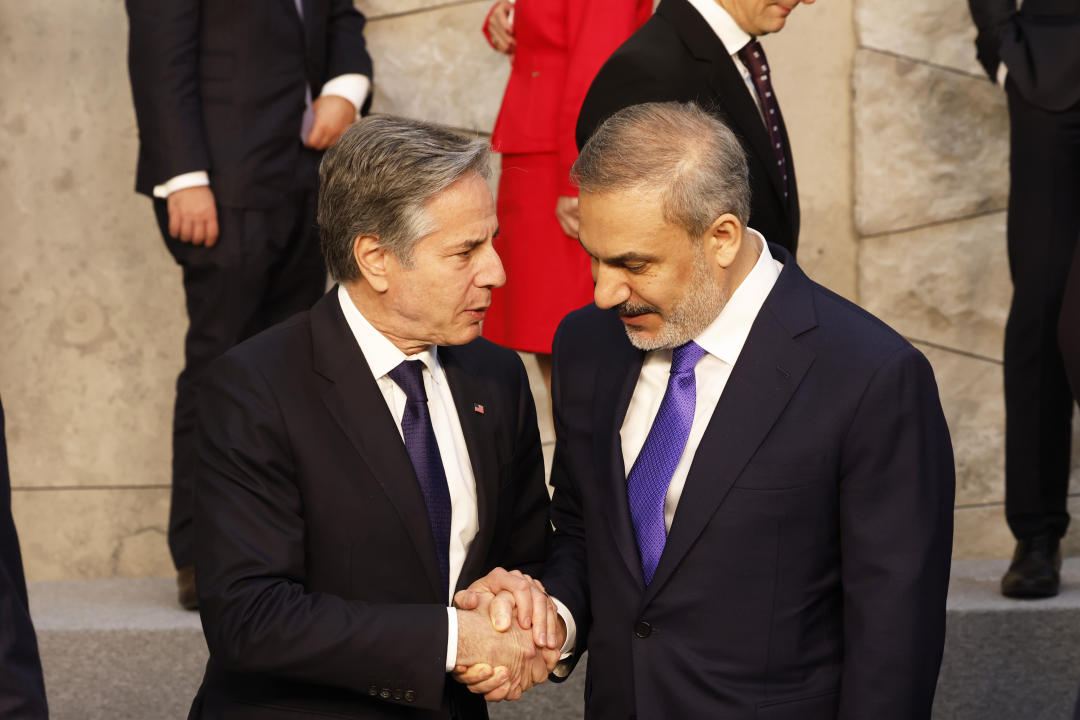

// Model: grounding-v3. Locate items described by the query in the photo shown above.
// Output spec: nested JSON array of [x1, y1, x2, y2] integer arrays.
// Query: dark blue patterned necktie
[[388, 360, 451, 594], [737, 38, 790, 199], [626, 341, 708, 585]]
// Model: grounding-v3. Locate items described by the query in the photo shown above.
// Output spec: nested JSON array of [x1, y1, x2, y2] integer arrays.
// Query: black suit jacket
[[188, 291, 551, 719], [126, 0, 372, 208], [0, 398, 48, 719], [543, 246, 954, 719], [575, 0, 800, 256], [969, 0, 1080, 110]]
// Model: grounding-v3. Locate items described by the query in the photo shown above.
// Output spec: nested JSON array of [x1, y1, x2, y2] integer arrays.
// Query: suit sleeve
[[125, 0, 211, 186], [967, 0, 1018, 80], [0, 399, 48, 720], [837, 347, 955, 720], [556, 0, 652, 196], [324, 0, 373, 111], [194, 354, 449, 711], [497, 357, 553, 578], [538, 320, 592, 678]]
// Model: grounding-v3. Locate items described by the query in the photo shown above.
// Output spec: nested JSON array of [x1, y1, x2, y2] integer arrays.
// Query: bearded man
[[457, 102, 956, 719]]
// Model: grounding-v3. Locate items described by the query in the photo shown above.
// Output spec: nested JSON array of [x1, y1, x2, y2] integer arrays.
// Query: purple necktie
[[388, 360, 451, 593], [627, 341, 708, 585], [737, 39, 789, 198]]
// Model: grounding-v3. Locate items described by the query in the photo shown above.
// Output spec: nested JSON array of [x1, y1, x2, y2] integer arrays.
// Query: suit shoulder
[[805, 281, 925, 368], [213, 311, 313, 380], [554, 304, 623, 352], [446, 337, 527, 383]]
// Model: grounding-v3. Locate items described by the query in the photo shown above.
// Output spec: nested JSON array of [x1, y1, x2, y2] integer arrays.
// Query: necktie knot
[[737, 38, 767, 77], [388, 360, 428, 403], [670, 341, 707, 376]]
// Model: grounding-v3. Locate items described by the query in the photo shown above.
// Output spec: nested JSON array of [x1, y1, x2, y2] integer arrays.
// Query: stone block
[[765, 0, 857, 298], [917, 344, 1005, 508], [862, 213, 1009, 361], [12, 487, 173, 581], [855, 0, 984, 77], [367, 1, 510, 133], [0, 0, 185, 491], [953, 503, 1013, 559], [854, 49, 1008, 236], [357, 0, 462, 20], [30, 578, 206, 720], [933, 559, 1080, 720]]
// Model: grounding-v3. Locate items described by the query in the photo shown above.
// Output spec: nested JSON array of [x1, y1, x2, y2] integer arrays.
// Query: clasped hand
[[452, 568, 566, 701]]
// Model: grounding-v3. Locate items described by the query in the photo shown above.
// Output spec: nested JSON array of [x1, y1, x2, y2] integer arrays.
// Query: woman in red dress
[[481, 0, 651, 388]]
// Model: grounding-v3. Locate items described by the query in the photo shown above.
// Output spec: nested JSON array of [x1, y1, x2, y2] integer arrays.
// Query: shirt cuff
[[152, 170, 210, 199], [996, 63, 1008, 87], [320, 74, 371, 116], [445, 607, 459, 673], [551, 596, 577, 658]]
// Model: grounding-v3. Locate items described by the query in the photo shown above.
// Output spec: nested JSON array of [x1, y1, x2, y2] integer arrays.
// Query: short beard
[[617, 245, 727, 351]]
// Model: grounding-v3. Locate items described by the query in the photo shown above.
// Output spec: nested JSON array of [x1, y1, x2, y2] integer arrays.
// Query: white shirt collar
[[685, 0, 754, 56], [336, 284, 443, 384], [694, 229, 780, 366]]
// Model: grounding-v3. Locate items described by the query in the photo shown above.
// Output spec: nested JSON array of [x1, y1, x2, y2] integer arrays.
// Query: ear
[[704, 213, 743, 269], [353, 234, 391, 293]]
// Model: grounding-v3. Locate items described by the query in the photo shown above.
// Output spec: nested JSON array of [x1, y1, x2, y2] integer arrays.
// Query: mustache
[[613, 300, 661, 317]]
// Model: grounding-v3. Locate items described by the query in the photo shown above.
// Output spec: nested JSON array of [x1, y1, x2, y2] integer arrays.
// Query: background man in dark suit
[[574, 0, 815, 257], [188, 115, 559, 719], [459, 102, 955, 718], [125, 0, 373, 608], [0, 397, 49, 719], [968, 0, 1080, 599]]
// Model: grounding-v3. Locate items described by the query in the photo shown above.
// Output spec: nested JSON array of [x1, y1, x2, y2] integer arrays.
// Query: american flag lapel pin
[[473, 402, 485, 415]]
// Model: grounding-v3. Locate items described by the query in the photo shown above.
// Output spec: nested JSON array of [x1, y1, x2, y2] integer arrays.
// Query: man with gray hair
[[457, 102, 955, 718], [187, 115, 560, 719]]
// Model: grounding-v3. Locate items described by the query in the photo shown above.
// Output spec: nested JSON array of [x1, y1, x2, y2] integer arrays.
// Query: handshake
[[452, 568, 567, 702]]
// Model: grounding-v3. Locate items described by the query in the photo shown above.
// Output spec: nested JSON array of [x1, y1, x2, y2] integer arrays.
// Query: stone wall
[[0, 0, 1059, 583], [853, 0, 1080, 557]]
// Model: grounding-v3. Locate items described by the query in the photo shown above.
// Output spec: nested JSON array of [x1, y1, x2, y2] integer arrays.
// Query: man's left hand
[[305, 95, 356, 150]]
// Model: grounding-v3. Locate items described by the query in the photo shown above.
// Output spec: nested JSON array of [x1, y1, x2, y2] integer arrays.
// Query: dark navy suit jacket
[[543, 246, 955, 719], [126, 0, 372, 208], [188, 291, 551, 719], [968, 0, 1080, 110]]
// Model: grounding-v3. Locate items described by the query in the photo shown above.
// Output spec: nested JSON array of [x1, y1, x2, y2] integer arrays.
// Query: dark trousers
[[0, 397, 48, 718], [1003, 79, 1080, 540], [154, 148, 326, 569], [1061, 236, 1080, 406]]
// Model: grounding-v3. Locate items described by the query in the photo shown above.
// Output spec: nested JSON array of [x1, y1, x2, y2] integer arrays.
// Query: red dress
[[481, 0, 651, 354]]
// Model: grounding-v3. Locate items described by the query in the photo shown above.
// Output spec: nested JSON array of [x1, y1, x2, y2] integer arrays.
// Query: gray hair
[[318, 114, 492, 281], [571, 102, 750, 239]]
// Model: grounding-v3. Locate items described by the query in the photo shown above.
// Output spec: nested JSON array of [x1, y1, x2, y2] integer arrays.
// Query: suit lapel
[[439, 347, 500, 593], [595, 332, 647, 586], [644, 250, 817, 602], [310, 292, 444, 600]]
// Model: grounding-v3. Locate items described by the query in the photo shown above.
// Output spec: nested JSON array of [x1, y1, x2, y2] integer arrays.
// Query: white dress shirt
[[685, 0, 766, 120], [558, 230, 781, 654], [152, 0, 371, 198], [337, 286, 478, 672]]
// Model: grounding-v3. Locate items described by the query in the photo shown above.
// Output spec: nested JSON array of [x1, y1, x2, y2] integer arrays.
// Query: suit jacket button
[[379, 688, 391, 699], [404, 690, 417, 703], [634, 620, 652, 638], [393, 689, 403, 700], [368, 685, 378, 696]]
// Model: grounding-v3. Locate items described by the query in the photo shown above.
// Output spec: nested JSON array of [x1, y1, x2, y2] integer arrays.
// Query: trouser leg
[[1003, 83, 1080, 540], [156, 153, 326, 568]]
